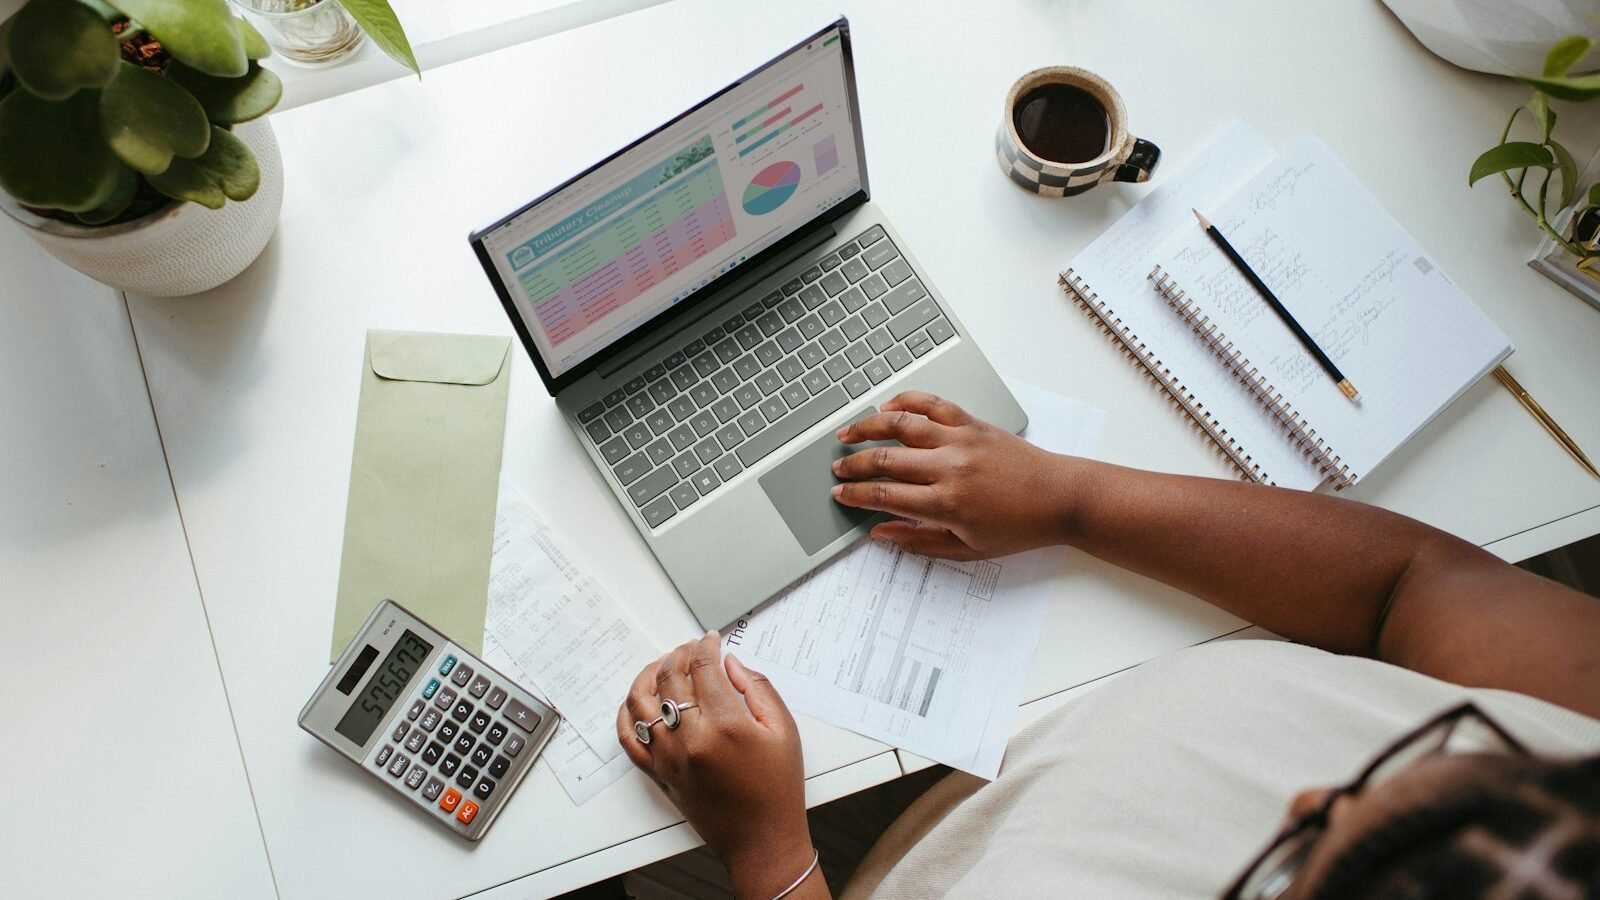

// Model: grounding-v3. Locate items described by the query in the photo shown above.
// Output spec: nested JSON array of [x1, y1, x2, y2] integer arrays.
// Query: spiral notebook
[[1060, 124, 1511, 490]]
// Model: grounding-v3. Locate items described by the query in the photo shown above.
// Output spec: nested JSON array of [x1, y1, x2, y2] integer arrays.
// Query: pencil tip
[[1338, 379, 1360, 401], [1193, 208, 1211, 229]]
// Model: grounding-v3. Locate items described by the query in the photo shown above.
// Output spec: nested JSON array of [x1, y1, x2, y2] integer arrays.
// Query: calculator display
[[335, 630, 433, 744]]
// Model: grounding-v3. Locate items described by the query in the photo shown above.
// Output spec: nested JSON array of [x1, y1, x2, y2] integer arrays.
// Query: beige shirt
[[843, 640, 1600, 899]]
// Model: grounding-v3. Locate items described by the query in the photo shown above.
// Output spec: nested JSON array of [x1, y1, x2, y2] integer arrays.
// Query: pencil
[[1193, 209, 1359, 401]]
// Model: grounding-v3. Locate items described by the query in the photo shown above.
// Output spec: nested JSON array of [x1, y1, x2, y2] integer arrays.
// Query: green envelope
[[330, 330, 513, 661]]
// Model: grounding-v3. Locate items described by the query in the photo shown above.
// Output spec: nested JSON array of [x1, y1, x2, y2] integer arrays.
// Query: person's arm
[[831, 392, 1600, 718]]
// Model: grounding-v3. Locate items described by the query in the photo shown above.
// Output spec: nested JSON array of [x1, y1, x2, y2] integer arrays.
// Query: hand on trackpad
[[759, 408, 889, 555]]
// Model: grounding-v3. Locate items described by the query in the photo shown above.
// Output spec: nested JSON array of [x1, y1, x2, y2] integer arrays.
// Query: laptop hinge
[[598, 222, 838, 377]]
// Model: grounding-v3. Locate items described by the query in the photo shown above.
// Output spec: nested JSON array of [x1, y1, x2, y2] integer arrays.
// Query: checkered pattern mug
[[997, 67, 1160, 197]]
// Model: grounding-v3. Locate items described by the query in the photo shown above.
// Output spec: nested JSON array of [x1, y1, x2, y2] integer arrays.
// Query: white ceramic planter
[[0, 118, 283, 297]]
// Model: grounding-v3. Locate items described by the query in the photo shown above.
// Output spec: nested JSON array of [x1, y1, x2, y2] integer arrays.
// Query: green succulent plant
[[0, 0, 417, 227]]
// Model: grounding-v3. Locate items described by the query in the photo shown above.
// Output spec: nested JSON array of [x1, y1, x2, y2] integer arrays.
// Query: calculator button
[[439, 788, 461, 813], [468, 710, 491, 734], [451, 664, 473, 688], [485, 722, 508, 747], [422, 741, 444, 765], [489, 756, 510, 779], [439, 754, 461, 777], [473, 777, 496, 801], [407, 699, 424, 721], [455, 765, 479, 789], [503, 734, 526, 757], [452, 700, 474, 723], [434, 686, 457, 711], [391, 721, 410, 742], [374, 745, 393, 767], [419, 709, 441, 732], [471, 744, 492, 768], [387, 753, 409, 778], [438, 655, 457, 677], [422, 678, 440, 700], [469, 674, 491, 698], [437, 720, 459, 744], [405, 764, 427, 790], [404, 730, 426, 754], [422, 777, 445, 802], [504, 699, 542, 733], [456, 800, 479, 826], [453, 733, 476, 756], [485, 686, 508, 710]]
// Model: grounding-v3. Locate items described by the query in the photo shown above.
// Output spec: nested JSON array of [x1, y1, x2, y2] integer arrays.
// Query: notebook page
[[1157, 138, 1512, 482], [1065, 123, 1326, 490]]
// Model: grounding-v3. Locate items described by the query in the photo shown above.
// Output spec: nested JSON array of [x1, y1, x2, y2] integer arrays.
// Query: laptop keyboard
[[574, 225, 957, 530]]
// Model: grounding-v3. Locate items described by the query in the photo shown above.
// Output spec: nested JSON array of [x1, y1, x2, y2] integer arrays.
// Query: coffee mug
[[996, 67, 1160, 197]]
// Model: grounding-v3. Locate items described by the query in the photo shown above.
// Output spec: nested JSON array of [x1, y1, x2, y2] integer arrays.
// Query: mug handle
[[1113, 138, 1161, 184]]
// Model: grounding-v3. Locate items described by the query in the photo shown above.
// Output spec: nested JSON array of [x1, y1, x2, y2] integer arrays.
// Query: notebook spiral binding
[[1147, 265, 1355, 489], [1058, 267, 1270, 485]]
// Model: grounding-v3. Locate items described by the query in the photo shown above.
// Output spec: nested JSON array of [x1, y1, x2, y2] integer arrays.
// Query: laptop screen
[[477, 23, 864, 383]]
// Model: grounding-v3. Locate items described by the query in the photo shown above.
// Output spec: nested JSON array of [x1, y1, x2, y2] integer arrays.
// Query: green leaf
[[74, 163, 138, 224], [236, 15, 270, 60], [7, 0, 120, 100], [1549, 138, 1579, 211], [339, 0, 418, 76], [1520, 72, 1600, 102], [147, 125, 258, 209], [99, 62, 211, 173], [0, 88, 121, 211], [106, 0, 246, 78], [1543, 35, 1592, 78], [1468, 141, 1554, 186], [1525, 92, 1556, 141], [168, 60, 281, 124]]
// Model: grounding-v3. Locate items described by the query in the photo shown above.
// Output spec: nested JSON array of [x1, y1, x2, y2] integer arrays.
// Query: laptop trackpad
[[760, 408, 890, 556]]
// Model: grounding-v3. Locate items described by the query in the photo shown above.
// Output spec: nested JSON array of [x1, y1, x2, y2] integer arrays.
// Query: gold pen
[[1492, 364, 1600, 480]]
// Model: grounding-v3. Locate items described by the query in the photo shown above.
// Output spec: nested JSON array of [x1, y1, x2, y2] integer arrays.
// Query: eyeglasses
[[1220, 702, 1529, 900]]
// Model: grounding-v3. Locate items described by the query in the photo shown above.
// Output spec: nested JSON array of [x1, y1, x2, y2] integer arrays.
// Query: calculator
[[299, 599, 559, 840]]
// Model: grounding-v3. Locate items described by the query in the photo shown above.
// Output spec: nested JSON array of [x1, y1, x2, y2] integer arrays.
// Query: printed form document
[[726, 380, 1104, 778]]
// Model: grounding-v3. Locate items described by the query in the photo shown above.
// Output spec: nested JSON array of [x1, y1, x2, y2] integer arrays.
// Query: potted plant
[[0, 0, 416, 297]]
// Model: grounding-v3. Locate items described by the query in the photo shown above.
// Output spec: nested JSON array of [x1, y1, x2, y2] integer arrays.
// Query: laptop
[[470, 17, 1025, 630]]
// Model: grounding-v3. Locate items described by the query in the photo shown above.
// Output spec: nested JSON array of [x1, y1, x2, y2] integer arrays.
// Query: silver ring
[[661, 698, 698, 730], [633, 714, 665, 744]]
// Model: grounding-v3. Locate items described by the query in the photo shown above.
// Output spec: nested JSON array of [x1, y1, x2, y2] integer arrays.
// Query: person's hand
[[832, 391, 1077, 559], [616, 632, 816, 898]]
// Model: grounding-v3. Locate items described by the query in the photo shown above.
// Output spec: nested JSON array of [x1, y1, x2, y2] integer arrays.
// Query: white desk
[[12, 0, 1600, 897]]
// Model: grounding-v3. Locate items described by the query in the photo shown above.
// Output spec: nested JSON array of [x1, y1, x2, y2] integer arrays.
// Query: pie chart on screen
[[742, 161, 801, 216]]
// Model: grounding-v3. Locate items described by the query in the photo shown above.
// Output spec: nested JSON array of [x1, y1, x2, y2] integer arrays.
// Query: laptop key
[[797, 344, 825, 370], [837, 240, 859, 258], [843, 371, 871, 398], [862, 302, 889, 328], [845, 341, 872, 367], [757, 311, 783, 337], [643, 363, 666, 383], [908, 331, 935, 358], [858, 225, 885, 247], [861, 240, 898, 269], [864, 358, 893, 384], [602, 389, 627, 408], [803, 369, 830, 395], [796, 314, 824, 340], [737, 410, 766, 438], [649, 380, 674, 405], [704, 325, 726, 343], [711, 368, 739, 394], [602, 405, 633, 432], [761, 291, 785, 309], [777, 357, 804, 381], [625, 393, 654, 419], [927, 317, 955, 344], [670, 367, 696, 392], [577, 401, 606, 423], [668, 395, 697, 422], [733, 354, 761, 380], [669, 481, 699, 511], [623, 376, 647, 395], [691, 468, 721, 496], [820, 329, 847, 355], [645, 409, 674, 435], [800, 265, 824, 283], [756, 370, 783, 395], [777, 298, 805, 323], [628, 468, 676, 507], [799, 285, 827, 310], [754, 341, 782, 367], [775, 327, 803, 354], [623, 422, 653, 449], [781, 383, 809, 409], [689, 382, 718, 408], [818, 300, 845, 327], [600, 436, 631, 465], [732, 384, 762, 410], [736, 385, 849, 467], [715, 424, 743, 451], [682, 338, 706, 356], [758, 396, 788, 422], [841, 315, 868, 341], [694, 438, 721, 465], [667, 424, 696, 451], [712, 396, 741, 422], [824, 355, 852, 381], [583, 419, 610, 444], [613, 452, 651, 486], [841, 257, 870, 283], [692, 352, 718, 378], [839, 286, 867, 313], [664, 351, 686, 369], [867, 329, 893, 354], [722, 313, 744, 332], [714, 339, 741, 364], [672, 452, 699, 479], [860, 273, 888, 300], [646, 439, 674, 466], [881, 258, 913, 287], [885, 345, 914, 372], [819, 252, 843, 270], [889, 297, 940, 341], [781, 278, 804, 296], [714, 454, 743, 481], [820, 270, 848, 297], [882, 279, 926, 315], [689, 411, 717, 437], [735, 325, 762, 351], [641, 495, 676, 528], [742, 301, 765, 320]]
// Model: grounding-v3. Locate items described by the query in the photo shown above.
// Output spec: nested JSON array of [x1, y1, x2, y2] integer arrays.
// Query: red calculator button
[[456, 800, 479, 825], [439, 788, 461, 813]]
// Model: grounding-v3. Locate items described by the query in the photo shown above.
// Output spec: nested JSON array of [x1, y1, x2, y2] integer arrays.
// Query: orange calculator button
[[439, 788, 461, 813], [456, 800, 479, 825]]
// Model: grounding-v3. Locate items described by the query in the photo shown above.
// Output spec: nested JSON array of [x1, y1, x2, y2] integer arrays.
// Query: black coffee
[[1013, 83, 1109, 164]]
